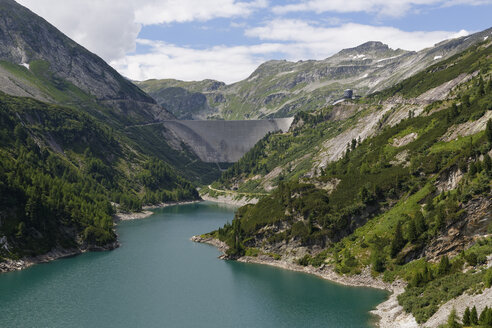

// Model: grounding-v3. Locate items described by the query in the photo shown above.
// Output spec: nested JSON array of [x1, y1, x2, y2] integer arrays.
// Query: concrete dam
[[162, 118, 294, 162]]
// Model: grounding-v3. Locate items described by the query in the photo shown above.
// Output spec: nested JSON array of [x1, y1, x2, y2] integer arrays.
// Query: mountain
[[0, 0, 220, 266], [0, 0, 173, 125], [0, 0, 220, 184], [137, 79, 225, 120], [139, 28, 492, 120], [201, 39, 492, 326]]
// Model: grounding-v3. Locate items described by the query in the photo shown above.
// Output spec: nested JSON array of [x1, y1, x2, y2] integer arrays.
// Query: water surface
[[0, 202, 388, 327]]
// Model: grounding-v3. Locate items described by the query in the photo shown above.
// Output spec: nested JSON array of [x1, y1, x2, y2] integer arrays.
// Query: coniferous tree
[[390, 221, 405, 258], [446, 308, 461, 328], [469, 162, 477, 176], [487, 119, 492, 143], [478, 306, 488, 326], [407, 219, 418, 243], [484, 154, 492, 172], [437, 255, 451, 276], [415, 211, 427, 235], [471, 306, 479, 325], [462, 307, 471, 326]]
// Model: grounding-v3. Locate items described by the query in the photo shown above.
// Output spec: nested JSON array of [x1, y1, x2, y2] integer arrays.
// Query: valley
[[0, 1, 491, 327]]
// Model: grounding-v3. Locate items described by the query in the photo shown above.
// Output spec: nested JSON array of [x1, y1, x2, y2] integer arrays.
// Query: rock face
[[139, 28, 492, 120], [162, 117, 294, 162], [0, 0, 173, 124]]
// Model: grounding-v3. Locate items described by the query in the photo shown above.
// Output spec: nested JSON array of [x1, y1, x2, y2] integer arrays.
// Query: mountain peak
[[337, 41, 392, 56]]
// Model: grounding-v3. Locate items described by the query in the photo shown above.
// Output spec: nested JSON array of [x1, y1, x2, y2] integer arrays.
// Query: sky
[[16, 0, 492, 84]]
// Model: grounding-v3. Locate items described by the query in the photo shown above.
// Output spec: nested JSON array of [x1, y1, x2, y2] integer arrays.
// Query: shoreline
[[191, 235, 419, 328], [114, 200, 201, 222], [200, 193, 258, 207], [0, 200, 200, 274], [0, 241, 118, 274]]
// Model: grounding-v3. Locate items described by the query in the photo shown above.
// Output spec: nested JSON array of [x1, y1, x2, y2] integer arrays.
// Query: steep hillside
[[139, 28, 492, 120], [201, 40, 492, 327], [0, 0, 220, 184], [210, 40, 492, 195], [138, 79, 224, 120], [0, 92, 199, 267], [0, 0, 173, 125]]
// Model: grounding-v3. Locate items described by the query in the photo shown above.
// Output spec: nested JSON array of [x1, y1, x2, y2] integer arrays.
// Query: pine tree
[[390, 221, 405, 258], [415, 211, 427, 235], [471, 306, 478, 325], [484, 154, 492, 172], [469, 161, 477, 176], [407, 219, 418, 243], [447, 308, 461, 328], [437, 255, 451, 276], [487, 119, 492, 143], [479, 306, 488, 326], [462, 307, 471, 326]]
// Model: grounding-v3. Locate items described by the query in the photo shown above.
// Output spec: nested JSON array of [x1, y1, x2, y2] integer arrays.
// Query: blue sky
[[17, 0, 492, 83]]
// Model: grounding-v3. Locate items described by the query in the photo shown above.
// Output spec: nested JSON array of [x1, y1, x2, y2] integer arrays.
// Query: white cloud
[[246, 20, 469, 54], [134, 0, 267, 25], [15, 0, 266, 61], [111, 39, 283, 84], [112, 22, 468, 84], [13, 0, 479, 84], [17, 0, 140, 61], [272, 0, 492, 17]]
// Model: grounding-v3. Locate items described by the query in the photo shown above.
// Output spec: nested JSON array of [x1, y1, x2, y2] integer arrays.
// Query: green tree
[[390, 221, 406, 258], [484, 268, 492, 288], [471, 306, 478, 325], [407, 219, 418, 243], [487, 119, 492, 143], [437, 255, 451, 276], [478, 306, 488, 326], [484, 154, 492, 172], [462, 307, 471, 326], [469, 162, 477, 176], [446, 308, 461, 328]]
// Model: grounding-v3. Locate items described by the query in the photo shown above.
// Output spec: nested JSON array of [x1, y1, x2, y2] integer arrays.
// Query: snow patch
[[376, 55, 400, 63], [20, 63, 30, 70], [361, 73, 368, 78], [433, 55, 442, 60], [484, 36, 489, 41], [351, 54, 366, 59]]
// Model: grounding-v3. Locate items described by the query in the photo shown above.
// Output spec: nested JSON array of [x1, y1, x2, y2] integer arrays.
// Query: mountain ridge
[[138, 27, 492, 120]]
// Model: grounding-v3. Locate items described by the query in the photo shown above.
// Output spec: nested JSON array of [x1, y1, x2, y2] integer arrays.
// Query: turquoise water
[[0, 202, 388, 327]]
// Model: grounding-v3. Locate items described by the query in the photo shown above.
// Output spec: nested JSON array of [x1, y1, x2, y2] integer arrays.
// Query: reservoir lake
[[0, 202, 388, 328]]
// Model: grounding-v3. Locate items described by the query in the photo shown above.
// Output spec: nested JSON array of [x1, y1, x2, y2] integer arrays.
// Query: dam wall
[[162, 118, 294, 162]]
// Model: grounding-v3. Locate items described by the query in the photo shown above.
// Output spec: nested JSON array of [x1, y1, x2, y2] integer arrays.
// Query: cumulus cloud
[[111, 40, 283, 84], [272, 0, 492, 17], [112, 22, 468, 84], [134, 0, 267, 25], [245, 20, 469, 54], [16, 0, 266, 61], [17, 0, 140, 61], [14, 0, 479, 83]]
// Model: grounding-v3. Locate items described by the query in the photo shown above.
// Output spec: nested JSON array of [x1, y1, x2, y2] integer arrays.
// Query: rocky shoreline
[[191, 235, 419, 328], [200, 193, 258, 207], [0, 241, 118, 274], [0, 200, 201, 274], [114, 200, 202, 222]]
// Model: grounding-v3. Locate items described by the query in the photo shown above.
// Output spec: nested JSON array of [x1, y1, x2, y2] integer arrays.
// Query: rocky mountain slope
[[201, 40, 492, 327], [139, 28, 492, 120], [0, 0, 173, 125], [0, 0, 220, 184], [0, 0, 220, 268]]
